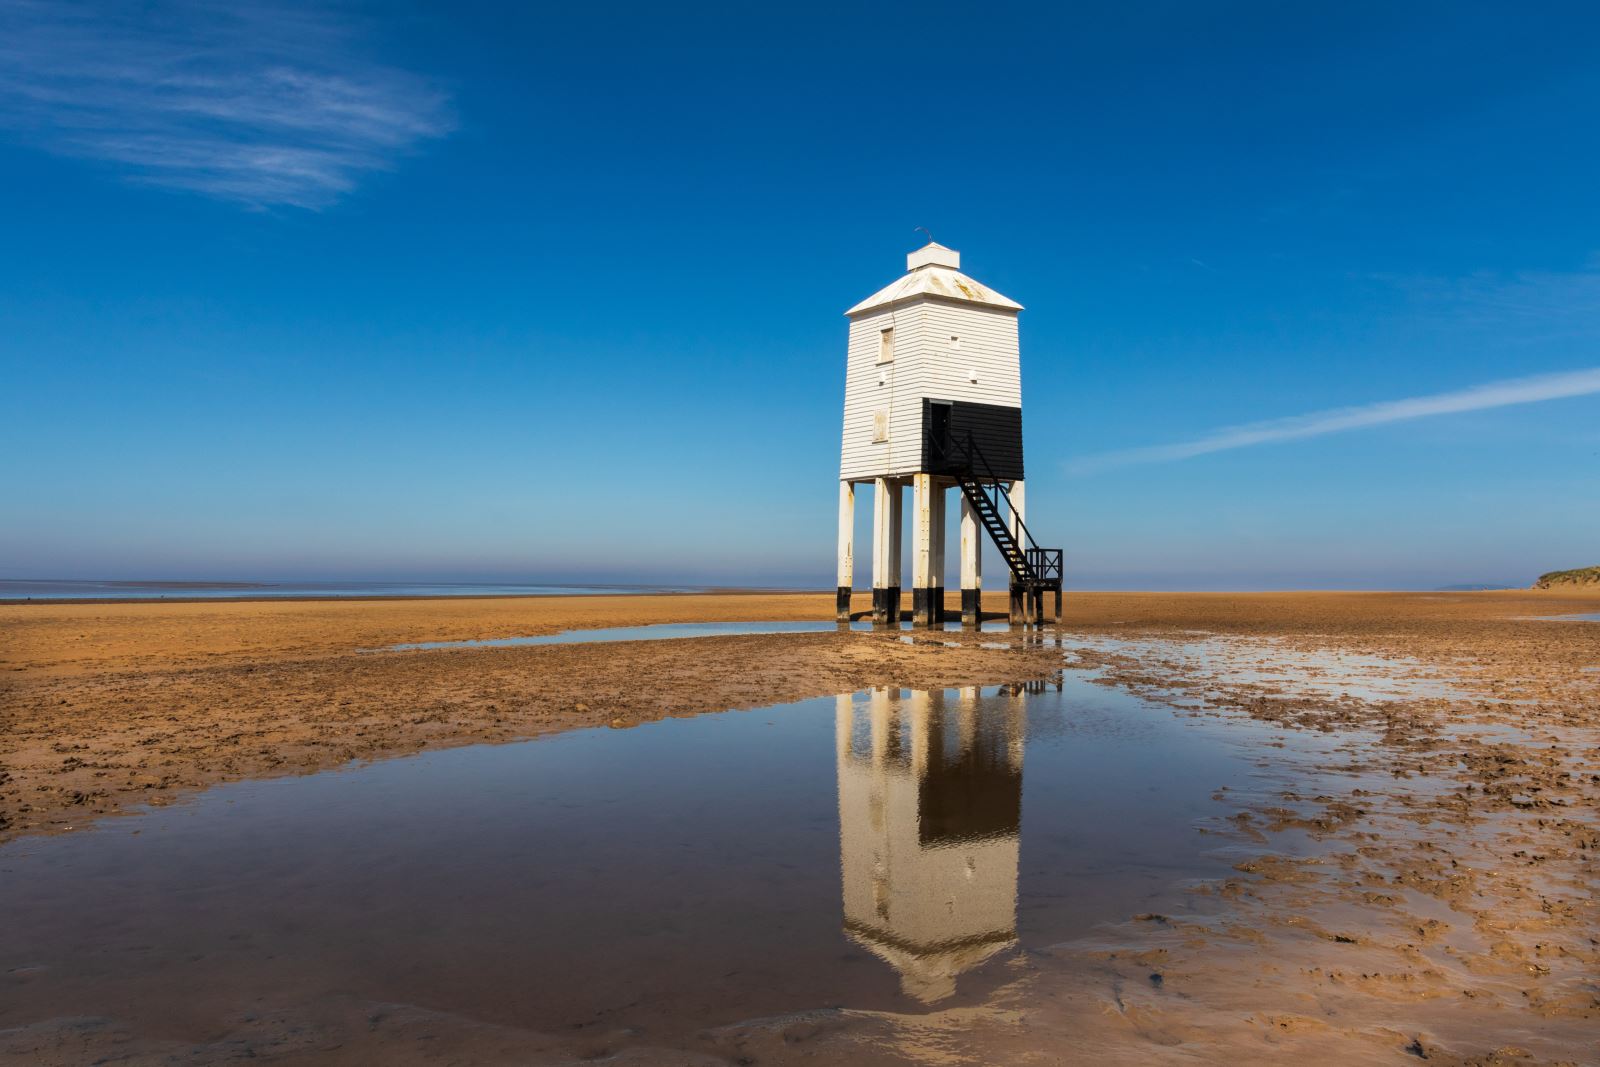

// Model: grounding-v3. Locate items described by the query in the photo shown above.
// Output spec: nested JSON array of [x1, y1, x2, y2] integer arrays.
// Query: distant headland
[[1534, 566, 1600, 589]]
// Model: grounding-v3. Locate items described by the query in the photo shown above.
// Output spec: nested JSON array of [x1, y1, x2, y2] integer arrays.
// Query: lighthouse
[[835, 241, 1062, 626]]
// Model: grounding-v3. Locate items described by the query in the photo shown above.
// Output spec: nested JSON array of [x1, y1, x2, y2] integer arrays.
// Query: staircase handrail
[[955, 430, 1048, 557]]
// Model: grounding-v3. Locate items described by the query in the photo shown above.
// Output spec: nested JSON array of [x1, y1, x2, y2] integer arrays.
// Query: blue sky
[[3, 1, 1598, 590]]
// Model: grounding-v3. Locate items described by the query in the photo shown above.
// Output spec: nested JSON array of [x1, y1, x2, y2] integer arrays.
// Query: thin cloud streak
[[0, 0, 452, 208], [1067, 366, 1600, 475]]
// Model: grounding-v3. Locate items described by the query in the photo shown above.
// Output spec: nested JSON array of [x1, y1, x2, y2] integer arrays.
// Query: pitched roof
[[845, 243, 1023, 316]]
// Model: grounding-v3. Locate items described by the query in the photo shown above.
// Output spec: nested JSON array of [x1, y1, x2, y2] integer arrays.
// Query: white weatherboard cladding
[[839, 299, 1022, 481]]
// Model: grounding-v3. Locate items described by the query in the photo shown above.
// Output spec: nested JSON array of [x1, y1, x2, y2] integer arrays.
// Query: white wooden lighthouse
[[835, 241, 1062, 626]]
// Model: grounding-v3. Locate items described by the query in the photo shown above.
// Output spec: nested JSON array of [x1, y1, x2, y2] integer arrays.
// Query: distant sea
[[0, 580, 709, 602]]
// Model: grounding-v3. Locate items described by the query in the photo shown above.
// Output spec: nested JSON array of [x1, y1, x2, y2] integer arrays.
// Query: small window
[[872, 410, 889, 443], [877, 327, 895, 364], [949, 334, 961, 349]]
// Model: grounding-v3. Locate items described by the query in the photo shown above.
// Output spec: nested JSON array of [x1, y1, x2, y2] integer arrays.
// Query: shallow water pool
[[0, 671, 1336, 1060]]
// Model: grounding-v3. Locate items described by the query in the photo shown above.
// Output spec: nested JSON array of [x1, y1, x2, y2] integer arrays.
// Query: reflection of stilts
[[836, 687, 1026, 1003], [1003, 675, 1063, 696]]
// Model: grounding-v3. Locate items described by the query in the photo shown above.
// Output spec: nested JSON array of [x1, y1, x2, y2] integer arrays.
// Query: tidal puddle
[[0, 673, 1330, 1059], [388, 618, 1015, 650], [1533, 612, 1600, 622]]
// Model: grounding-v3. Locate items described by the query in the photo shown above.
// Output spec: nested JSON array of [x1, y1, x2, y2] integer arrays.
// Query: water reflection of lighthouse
[[835, 686, 1026, 1003]]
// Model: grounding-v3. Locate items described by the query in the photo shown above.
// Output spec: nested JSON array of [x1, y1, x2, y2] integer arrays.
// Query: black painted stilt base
[[911, 586, 948, 627], [872, 586, 902, 625], [1008, 584, 1026, 626], [835, 586, 852, 622], [961, 588, 981, 627]]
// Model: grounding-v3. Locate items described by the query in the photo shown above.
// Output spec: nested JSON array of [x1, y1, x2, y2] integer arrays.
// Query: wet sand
[[3, 589, 1598, 1063]]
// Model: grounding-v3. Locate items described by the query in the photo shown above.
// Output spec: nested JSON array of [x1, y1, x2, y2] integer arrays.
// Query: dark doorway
[[929, 401, 952, 467]]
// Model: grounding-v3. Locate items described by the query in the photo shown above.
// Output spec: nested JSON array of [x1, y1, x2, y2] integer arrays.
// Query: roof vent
[[907, 242, 960, 272]]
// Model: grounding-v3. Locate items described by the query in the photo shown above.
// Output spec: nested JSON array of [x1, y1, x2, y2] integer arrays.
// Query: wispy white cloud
[[1067, 366, 1600, 475], [0, 0, 452, 208]]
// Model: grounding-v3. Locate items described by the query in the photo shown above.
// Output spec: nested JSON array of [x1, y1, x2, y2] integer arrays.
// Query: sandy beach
[[3, 589, 1598, 1064]]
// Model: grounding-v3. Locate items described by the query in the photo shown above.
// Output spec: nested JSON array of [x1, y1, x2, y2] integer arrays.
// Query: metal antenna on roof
[[914, 226, 934, 246]]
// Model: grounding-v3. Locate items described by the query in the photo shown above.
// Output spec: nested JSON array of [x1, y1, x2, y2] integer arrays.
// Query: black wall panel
[[921, 398, 1025, 480]]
